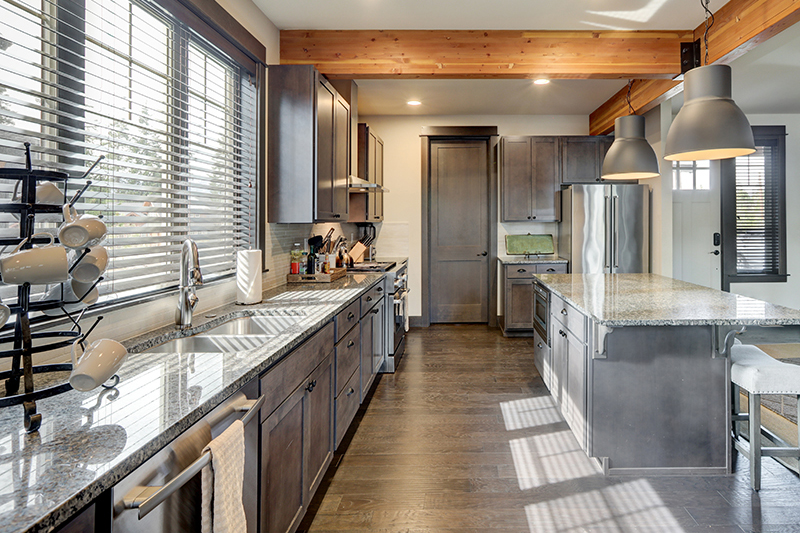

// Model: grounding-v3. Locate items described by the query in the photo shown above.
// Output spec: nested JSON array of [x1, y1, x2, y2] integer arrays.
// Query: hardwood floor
[[298, 324, 800, 533]]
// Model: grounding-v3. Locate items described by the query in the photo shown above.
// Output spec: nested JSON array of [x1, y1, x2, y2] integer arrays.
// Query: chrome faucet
[[176, 239, 203, 329]]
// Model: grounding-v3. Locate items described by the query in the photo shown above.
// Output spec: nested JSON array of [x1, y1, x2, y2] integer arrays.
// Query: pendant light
[[663, 0, 755, 161], [601, 80, 660, 180]]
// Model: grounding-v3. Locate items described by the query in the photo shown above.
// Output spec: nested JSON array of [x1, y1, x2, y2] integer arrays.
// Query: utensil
[[0, 232, 69, 285]]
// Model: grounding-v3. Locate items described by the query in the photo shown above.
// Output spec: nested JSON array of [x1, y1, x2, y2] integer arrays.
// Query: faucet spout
[[176, 239, 202, 329]]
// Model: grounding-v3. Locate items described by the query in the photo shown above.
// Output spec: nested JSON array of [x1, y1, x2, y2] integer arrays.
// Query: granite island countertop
[[498, 254, 568, 265], [0, 273, 384, 533], [534, 273, 800, 327]]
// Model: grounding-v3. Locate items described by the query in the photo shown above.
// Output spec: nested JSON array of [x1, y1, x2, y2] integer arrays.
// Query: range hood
[[349, 175, 389, 193]]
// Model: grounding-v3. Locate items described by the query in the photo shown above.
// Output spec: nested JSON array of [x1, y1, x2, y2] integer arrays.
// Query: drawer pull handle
[[366, 296, 373, 302], [546, 268, 555, 272], [306, 380, 317, 393], [377, 287, 383, 292], [347, 387, 355, 396], [517, 268, 526, 273], [347, 340, 355, 347], [560, 308, 568, 316], [347, 312, 355, 320], [371, 308, 380, 314]]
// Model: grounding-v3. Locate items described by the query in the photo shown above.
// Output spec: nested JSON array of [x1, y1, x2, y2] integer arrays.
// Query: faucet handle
[[188, 292, 199, 308], [192, 267, 203, 286]]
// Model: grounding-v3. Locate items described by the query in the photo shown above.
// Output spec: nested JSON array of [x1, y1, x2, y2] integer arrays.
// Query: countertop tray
[[505, 234, 554, 255]]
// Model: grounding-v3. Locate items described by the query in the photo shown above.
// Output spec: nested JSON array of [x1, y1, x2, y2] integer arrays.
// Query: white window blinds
[[0, 0, 258, 302]]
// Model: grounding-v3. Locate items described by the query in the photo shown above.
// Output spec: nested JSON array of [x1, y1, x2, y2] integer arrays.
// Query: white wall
[[728, 114, 800, 310], [358, 114, 588, 317]]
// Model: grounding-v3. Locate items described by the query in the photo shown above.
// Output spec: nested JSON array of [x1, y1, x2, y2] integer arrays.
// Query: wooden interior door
[[429, 140, 490, 323]]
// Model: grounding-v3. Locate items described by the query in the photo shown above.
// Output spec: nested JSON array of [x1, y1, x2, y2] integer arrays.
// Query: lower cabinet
[[360, 295, 384, 400], [502, 263, 567, 336], [533, 329, 551, 390]]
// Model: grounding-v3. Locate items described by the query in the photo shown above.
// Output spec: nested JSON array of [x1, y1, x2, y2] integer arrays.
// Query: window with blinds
[[0, 0, 258, 303], [721, 125, 787, 286]]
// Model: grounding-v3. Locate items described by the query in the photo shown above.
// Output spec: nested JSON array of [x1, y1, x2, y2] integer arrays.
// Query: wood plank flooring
[[298, 324, 800, 533]]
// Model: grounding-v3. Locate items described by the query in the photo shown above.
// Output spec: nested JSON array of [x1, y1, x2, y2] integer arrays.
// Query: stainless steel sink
[[146, 334, 274, 353], [205, 315, 302, 336]]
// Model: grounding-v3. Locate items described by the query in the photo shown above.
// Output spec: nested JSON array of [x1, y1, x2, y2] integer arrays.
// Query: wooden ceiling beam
[[280, 30, 690, 79], [590, 0, 800, 136]]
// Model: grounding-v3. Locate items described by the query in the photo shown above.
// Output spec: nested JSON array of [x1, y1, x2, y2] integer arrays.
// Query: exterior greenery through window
[[0, 0, 257, 305], [721, 126, 787, 289]]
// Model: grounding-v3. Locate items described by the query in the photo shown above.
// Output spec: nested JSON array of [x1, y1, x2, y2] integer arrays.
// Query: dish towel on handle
[[201, 419, 247, 533]]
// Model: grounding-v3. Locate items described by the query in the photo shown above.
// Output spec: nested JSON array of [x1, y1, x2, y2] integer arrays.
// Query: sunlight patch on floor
[[509, 430, 601, 489], [525, 478, 686, 532], [500, 396, 562, 431]]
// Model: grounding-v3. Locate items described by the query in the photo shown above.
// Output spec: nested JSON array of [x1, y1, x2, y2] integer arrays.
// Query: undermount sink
[[146, 334, 274, 354], [205, 315, 302, 336]]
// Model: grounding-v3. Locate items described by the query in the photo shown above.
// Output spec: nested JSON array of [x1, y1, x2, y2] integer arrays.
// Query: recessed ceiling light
[[407, 100, 422, 106], [533, 79, 550, 85]]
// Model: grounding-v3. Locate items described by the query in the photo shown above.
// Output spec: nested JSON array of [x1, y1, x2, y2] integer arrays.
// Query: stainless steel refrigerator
[[558, 184, 649, 273]]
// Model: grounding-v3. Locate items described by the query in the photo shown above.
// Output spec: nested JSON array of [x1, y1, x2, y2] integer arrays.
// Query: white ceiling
[[255, 0, 800, 117], [254, 0, 722, 31]]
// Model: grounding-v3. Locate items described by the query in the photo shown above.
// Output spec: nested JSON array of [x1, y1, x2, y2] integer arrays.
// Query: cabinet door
[[505, 279, 534, 330], [371, 299, 385, 375], [551, 322, 567, 409], [374, 136, 384, 221], [262, 383, 306, 533], [360, 308, 374, 400], [501, 137, 533, 221], [531, 137, 559, 221], [533, 329, 551, 391], [316, 78, 336, 221], [561, 137, 601, 184], [306, 353, 334, 499], [332, 93, 350, 220], [565, 328, 586, 450]]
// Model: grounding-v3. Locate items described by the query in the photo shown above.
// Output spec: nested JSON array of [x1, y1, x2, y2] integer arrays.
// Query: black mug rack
[[0, 143, 105, 432]]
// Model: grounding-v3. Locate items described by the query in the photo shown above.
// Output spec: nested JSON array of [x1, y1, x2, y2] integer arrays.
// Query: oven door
[[533, 282, 549, 343], [393, 288, 408, 350]]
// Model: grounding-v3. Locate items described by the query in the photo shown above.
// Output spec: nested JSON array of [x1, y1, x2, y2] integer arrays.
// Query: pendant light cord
[[702, 0, 715, 65], [626, 79, 635, 115]]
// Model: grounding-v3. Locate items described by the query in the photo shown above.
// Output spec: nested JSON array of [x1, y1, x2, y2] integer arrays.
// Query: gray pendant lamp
[[601, 114, 660, 180], [663, 0, 755, 161]]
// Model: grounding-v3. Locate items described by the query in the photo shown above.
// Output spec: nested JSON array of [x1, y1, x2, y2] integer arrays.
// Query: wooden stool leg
[[749, 392, 762, 491]]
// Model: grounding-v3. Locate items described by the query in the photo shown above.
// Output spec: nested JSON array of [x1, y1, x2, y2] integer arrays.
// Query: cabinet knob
[[333, 214, 341, 218], [527, 216, 532, 220], [366, 296, 373, 302], [347, 312, 355, 320], [532, 216, 536, 220], [377, 287, 383, 292], [561, 308, 568, 316], [477, 251, 488, 257], [347, 340, 355, 347], [537, 342, 543, 348], [347, 387, 355, 396], [306, 379, 317, 393]]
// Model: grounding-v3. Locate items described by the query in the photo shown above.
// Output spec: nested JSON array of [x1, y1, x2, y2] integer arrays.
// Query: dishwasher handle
[[123, 394, 265, 519]]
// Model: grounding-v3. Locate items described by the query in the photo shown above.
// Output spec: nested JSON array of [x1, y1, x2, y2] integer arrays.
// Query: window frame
[[720, 125, 788, 291]]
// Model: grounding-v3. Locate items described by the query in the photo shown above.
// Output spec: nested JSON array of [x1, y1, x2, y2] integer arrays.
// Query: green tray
[[505, 234, 554, 255]]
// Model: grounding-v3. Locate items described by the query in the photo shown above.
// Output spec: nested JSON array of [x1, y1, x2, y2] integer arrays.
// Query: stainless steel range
[[350, 259, 408, 372]]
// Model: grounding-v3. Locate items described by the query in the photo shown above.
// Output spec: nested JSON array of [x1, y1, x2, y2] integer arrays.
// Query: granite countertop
[[0, 273, 384, 533], [498, 254, 568, 265], [535, 273, 800, 327]]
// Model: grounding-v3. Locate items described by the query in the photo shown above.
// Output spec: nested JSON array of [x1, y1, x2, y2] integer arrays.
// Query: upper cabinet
[[268, 65, 349, 223], [559, 136, 614, 184], [501, 136, 558, 222], [350, 123, 384, 223]]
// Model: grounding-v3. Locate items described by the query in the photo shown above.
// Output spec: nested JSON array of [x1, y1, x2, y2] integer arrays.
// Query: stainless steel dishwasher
[[112, 378, 261, 533]]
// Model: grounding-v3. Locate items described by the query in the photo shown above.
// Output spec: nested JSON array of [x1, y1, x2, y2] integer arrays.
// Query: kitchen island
[[0, 273, 384, 533], [533, 273, 800, 476]]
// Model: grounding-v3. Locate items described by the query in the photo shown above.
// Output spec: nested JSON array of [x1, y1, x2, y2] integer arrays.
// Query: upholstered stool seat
[[731, 341, 800, 491]]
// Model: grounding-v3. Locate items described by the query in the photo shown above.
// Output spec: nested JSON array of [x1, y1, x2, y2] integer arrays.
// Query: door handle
[[710, 250, 720, 255], [477, 251, 488, 256]]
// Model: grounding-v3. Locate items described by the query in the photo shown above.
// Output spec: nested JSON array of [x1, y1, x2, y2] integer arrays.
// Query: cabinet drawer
[[260, 321, 334, 421], [551, 295, 586, 343], [335, 368, 360, 448], [536, 263, 567, 274], [335, 299, 360, 341], [360, 283, 384, 316], [335, 322, 361, 397], [505, 264, 537, 279]]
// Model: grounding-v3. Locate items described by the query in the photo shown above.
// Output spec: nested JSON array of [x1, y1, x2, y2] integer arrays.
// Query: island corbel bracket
[[715, 325, 746, 358], [593, 323, 614, 359]]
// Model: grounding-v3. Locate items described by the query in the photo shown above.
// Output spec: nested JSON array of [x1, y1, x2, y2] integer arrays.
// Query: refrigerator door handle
[[613, 195, 620, 269], [604, 195, 611, 271]]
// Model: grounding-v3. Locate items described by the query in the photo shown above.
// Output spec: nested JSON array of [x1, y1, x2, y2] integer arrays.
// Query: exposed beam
[[590, 0, 800, 135], [280, 30, 690, 79]]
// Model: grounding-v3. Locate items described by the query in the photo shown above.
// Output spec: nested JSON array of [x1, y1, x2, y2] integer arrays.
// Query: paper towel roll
[[236, 250, 262, 304]]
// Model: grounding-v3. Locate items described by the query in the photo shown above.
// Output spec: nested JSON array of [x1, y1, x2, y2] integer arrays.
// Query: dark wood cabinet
[[501, 136, 558, 222], [268, 65, 349, 223], [559, 135, 614, 184], [351, 123, 384, 222], [501, 263, 567, 336]]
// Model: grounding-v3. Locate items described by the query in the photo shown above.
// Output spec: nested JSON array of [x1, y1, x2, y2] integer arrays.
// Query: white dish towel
[[201, 419, 247, 533]]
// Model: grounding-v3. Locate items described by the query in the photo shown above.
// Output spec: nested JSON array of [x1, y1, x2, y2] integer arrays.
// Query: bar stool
[[730, 342, 800, 491]]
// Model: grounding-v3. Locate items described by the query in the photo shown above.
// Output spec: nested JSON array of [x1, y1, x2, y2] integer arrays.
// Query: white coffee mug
[[59, 204, 107, 249], [70, 245, 108, 283], [41, 279, 99, 316], [0, 297, 10, 326], [12, 180, 63, 205], [70, 338, 128, 392], [0, 233, 69, 285]]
